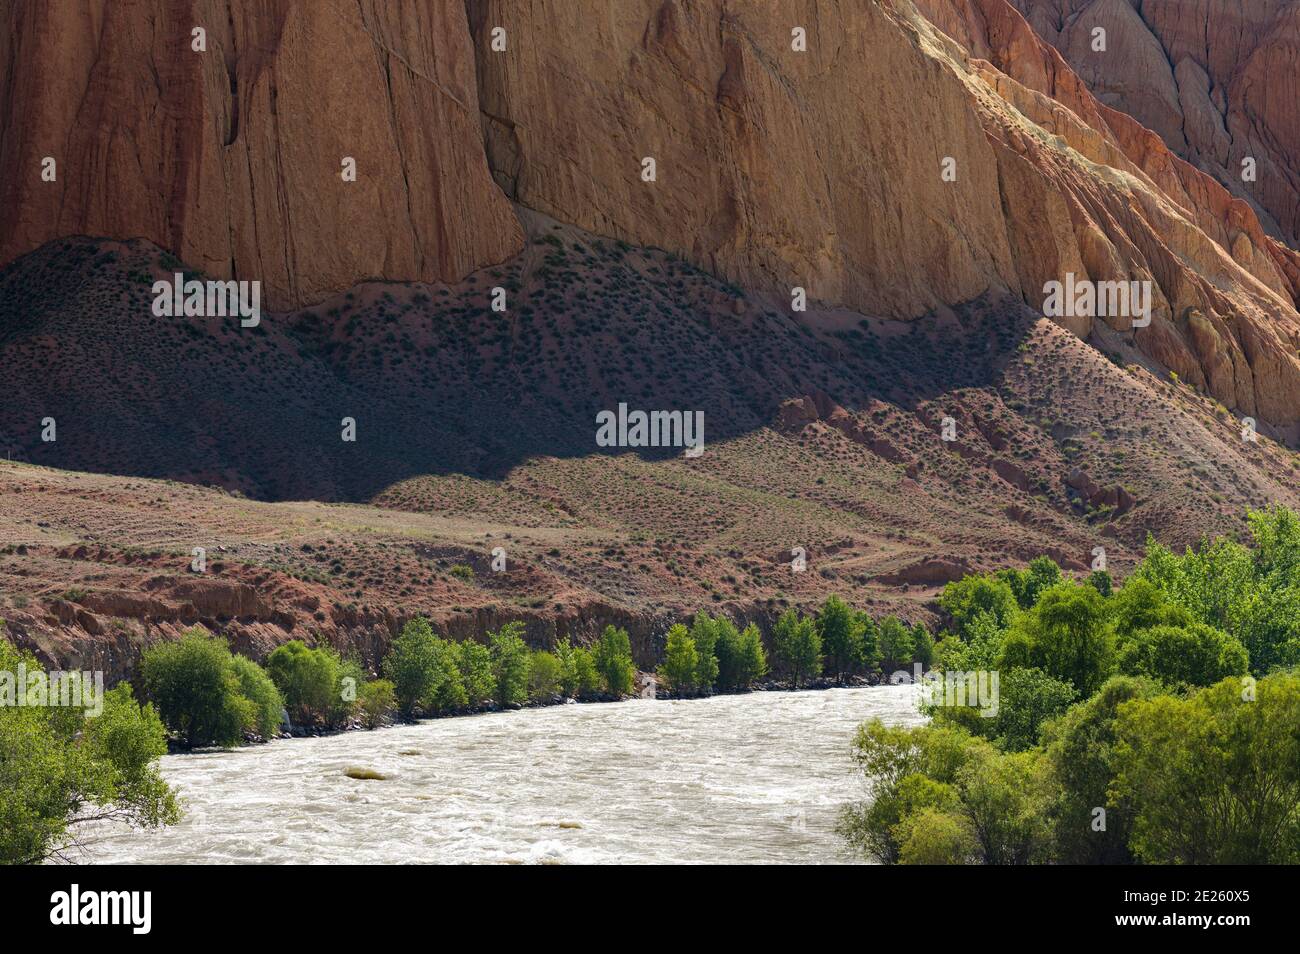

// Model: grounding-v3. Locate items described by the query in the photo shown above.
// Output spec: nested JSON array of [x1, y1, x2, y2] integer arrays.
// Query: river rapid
[[84, 684, 926, 864]]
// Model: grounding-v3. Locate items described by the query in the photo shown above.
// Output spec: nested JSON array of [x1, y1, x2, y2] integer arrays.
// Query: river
[[83, 684, 926, 864]]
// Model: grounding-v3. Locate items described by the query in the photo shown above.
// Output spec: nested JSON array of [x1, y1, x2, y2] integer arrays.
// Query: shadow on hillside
[[0, 235, 1041, 502]]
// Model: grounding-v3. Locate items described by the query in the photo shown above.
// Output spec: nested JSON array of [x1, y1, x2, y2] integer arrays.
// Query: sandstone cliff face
[[468, 0, 1022, 319], [4, 0, 1300, 426], [469, 0, 1300, 424], [1012, 0, 1300, 248], [0, 0, 522, 309]]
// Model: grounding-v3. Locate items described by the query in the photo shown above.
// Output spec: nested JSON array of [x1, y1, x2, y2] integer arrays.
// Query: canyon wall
[[4, 0, 1300, 425], [0, 0, 522, 309]]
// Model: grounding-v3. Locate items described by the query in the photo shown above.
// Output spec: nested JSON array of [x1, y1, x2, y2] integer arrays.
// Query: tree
[[736, 623, 768, 688], [490, 621, 531, 707], [911, 623, 935, 668], [141, 628, 255, 747], [265, 640, 342, 726], [1001, 581, 1114, 696], [658, 624, 699, 694], [956, 745, 1055, 864], [456, 640, 495, 707], [688, 613, 720, 691], [1, 636, 180, 864], [714, 618, 742, 690], [816, 596, 866, 681], [1040, 675, 1158, 864], [1085, 569, 1113, 598], [877, 616, 916, 673], [428, 638, 468, 713], [1116, 623, 1248, 687], [1111, 673, 1300, 863], [593, 625, 636, 697], [1110, 577, 1190, 639], [837, 721, 978, 863], [383, 618, 448, 716], [999, 556, 1063, 609], [939, 574, 1018, 637], [771, 609, 821, 687], [571, 646, 602, 700]]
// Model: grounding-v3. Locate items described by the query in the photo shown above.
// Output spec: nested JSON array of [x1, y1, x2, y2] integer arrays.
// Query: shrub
[[141, 628, 256, 748], [358, 679, 397, 729], [527, 651, 563, 701], [265, 640, 342, 726], [227, 654, 284, 739]]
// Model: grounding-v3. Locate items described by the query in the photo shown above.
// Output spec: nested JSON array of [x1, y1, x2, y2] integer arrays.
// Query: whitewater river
[[85, 685, 925, 864]]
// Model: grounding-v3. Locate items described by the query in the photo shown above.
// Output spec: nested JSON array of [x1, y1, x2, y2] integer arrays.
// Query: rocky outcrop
[[1012, 0, 1300, 249], [0, 0, 522, 309]]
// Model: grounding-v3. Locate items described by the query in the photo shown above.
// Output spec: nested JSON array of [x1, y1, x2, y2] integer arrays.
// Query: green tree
[[265, 640, 341, 725], [658, 624, 699, 694], [1040, 675, 1158, 864], [456, 640, 495, 707], [956, 745, 1055, 864], [1001, 581, 1114, 695], [1116, 623, 1248, 687], [1111, 673, 1300, 863], [736, 622, 768, 688], [490, 621, 531, 707], [688, 613, 720, 691], [140, 628, 254, 747], [714, 617, 742, 690], [772, 608, 821, 687], [593, 625, 636, 697], [382, 621, 444, 717], [911, 623, 935, 668], [227, 654, 284, 739], [357, 679, 396, 729], [571, 646, 602, 699], [1086, 569, 1113, 598], [1, 637, 180, 864], [527, 651, 563, 702], [817, 596, 866, 681], [939, 574, 1018, 637], [999, 556, 1063, 609], [1110, 577, 1190, 639], [428, 638, 468, 713], [877, 616, 916, 673]]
